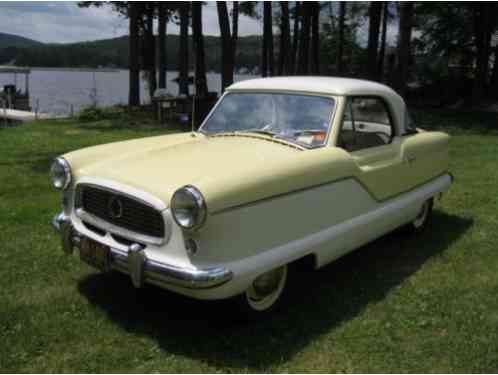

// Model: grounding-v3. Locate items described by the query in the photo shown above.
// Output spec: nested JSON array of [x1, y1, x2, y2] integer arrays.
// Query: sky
[[0, 2, 263, 44], [0, 2, 399, 47]]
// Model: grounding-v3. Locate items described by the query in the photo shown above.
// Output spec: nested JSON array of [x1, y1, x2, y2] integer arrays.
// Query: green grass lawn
[[1, 111, 497, 372]]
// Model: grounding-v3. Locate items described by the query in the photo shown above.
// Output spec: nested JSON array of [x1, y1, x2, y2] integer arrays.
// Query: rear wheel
[[409, 198, 434, 232]]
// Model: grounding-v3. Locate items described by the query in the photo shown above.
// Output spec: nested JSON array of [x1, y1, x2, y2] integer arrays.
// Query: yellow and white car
[[51, 77, 452, 315]]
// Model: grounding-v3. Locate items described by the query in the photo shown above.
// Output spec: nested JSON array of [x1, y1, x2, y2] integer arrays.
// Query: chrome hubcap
[[414, 201, 429, 228], [246, 266, 287, 311]]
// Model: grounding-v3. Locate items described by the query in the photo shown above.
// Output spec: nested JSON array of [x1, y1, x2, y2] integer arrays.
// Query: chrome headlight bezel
[[171, 185, 207, 231], [50, 157, 72, 190]]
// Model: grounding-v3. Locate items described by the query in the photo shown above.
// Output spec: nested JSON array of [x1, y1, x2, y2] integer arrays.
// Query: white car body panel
[[66, 173, 450, 300]]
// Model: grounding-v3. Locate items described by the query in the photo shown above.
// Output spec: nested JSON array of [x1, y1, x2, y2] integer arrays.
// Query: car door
[[336, 96, 410, 201]]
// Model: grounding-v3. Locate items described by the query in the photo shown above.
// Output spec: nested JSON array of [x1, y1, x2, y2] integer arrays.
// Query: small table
[[153, 91, 191, 124], [153, 91, 218, 128]]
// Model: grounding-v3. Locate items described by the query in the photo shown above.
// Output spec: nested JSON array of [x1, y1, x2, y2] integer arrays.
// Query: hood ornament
[[108, 196, 123, 219]]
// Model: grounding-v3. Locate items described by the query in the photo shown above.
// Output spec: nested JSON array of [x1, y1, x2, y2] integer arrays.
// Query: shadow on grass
[[78, 211, 472, 371]]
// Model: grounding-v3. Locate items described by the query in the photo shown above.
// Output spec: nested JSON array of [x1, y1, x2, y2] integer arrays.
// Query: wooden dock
[[0, 66, 66, 123], [0, 108, 52, 122]]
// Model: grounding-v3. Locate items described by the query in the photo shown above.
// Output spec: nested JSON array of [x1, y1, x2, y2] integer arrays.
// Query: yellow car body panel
[[64, 130, 449, 213]]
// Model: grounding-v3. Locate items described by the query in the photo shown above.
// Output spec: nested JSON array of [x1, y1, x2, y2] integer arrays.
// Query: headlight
[[50, 157, 72, 190], [171, 185, 207, 231]]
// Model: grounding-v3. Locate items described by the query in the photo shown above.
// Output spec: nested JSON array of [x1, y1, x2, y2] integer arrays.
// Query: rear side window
[[338, 97, 394, 152], [405, 109, 418, 135]]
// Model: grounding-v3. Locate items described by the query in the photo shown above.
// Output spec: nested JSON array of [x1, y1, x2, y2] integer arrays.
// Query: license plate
[[79, 237, 111, 271]]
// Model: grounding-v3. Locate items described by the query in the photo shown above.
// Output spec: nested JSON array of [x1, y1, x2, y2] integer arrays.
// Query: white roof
[[229, 76, 391, 96], [228, 76, 407, 133]]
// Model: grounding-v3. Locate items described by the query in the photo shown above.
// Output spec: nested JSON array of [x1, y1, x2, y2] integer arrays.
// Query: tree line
[[86, 2, 498, 107], [0, 34, 263, 73]]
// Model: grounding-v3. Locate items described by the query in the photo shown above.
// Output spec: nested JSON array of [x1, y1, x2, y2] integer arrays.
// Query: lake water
[[0, 69, 255, 115]]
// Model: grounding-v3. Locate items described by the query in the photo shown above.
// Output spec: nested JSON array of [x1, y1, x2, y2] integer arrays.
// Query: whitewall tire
[[410, 198, 434, 232], [236, 264, 289, 317]]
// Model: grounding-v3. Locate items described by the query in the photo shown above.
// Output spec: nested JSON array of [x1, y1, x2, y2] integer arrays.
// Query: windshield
[[201, 92, 336, 148]]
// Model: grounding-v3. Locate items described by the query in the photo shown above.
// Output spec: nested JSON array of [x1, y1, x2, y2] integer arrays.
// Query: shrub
[[76, 106, 107, 122]]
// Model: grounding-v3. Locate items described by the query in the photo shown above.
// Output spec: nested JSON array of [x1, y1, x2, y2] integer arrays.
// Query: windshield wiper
[[237, 129, 279, 137], [221, 128, 308, 149]]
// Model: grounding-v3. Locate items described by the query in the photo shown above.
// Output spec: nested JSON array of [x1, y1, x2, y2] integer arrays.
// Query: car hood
[[65, 132, 348, 213]]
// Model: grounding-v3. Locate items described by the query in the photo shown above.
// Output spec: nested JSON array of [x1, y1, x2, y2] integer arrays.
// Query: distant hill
[[0, 32, 262, 72], [0, 32, 42, 49]]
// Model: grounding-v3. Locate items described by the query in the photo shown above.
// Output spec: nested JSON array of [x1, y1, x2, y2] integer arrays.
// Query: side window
[[338, 97, 394, 152], [405, 109, 418, 135]]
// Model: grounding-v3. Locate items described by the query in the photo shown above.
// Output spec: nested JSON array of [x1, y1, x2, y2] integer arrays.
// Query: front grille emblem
[[79, 184, 164, 239], [108, 196, 123, 219]]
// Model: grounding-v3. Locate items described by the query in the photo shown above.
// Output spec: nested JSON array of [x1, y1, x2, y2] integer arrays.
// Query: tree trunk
[[262, 4, 268, 77], [278, 1, 291, 75], [367, 2, 382, 80], [232, 1, 239, 66], [178, 3, 189, 96], [297, 2, 311, 75], [310, 1, 320, 75], [217, 1, 234, 91], [491, 47, 498, 98], [395, 2, 414, 97], [145, 5, 156, 101], [327, 2, 335, 33], [192, 2, 208, 97], [337, 2, 346, 75], [291, 2, 300, 74], [472, 4, 493, 104], [262, 2, 274, 77], [158, 4, 167, 89], [268, 4, 274, 76], [377, 1, 388, 81], [128, 2, 140, 107]]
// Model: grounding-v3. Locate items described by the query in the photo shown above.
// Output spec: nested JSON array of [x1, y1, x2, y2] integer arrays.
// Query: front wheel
[[235, 264, 289, 318]]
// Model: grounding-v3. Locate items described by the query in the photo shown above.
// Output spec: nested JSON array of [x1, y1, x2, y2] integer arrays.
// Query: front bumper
[[52, 212, 233, 290]]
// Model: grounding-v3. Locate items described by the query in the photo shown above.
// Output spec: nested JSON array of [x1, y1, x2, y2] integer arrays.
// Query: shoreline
[[28, 67, 120, 73]]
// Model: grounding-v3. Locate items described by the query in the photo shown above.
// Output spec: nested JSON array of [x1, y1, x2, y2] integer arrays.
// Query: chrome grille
[[76, 184, 164, 239]]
